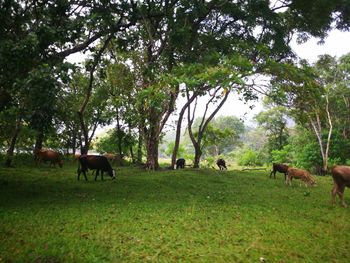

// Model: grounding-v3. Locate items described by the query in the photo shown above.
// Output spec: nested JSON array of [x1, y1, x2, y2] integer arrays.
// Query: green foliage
[[94, 128, 137, 157], [164, 142, 186, 158], [255, 106, 289, 153], [328, 130, 350, 163], [290, 130, 321, 169], [202, 156, 215, 168], [191, 116, 245, 157], [271, 144, 293, 164], [236, 148, 263, 166], [94, 131, 118, 154]]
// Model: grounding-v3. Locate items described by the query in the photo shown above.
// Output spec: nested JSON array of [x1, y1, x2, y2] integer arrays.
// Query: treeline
[[1, 1, 350, 169]]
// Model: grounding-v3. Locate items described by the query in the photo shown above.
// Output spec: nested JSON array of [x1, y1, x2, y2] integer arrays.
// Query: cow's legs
[[83, 171, 88, 181], [331, 184, 338, 205], [286, 174, 292, 186], [337, 185, 347, 208]]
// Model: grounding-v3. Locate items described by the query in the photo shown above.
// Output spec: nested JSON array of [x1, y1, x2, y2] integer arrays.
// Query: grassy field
[[1, 161, 350, 263]]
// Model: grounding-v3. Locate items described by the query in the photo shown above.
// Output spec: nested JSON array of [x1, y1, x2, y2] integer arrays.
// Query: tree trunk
[[34, 129, 44, 154], [116, 109, 123, 158], [145, 135, 159, 170], [187, 87, 230, 169], [193, 145, 202, 168], [214, 145, 219, 156], [78, 35, 113, 155], [5, 117, 21, 167], [129, 145, 135, 163], [137, 124, 143, 164], [72, 131, 77, 155], [171, 91, 198, 169], [324, 95, 333, 172], [308, 102, 332, 174]]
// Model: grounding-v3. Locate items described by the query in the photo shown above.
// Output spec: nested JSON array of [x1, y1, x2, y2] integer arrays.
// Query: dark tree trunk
[[193, 145, 202, 168], [145, 135, 159, 170], [171, 91, 198, 169], [71, 130, 77, 155], [116, 109, 123, 159], [78, 35, 112, 155], [5, 117, 21, 167], [130, 145, 135, 163], [137, 124, 143, 164], [34, 129, 44, 154], [187, 87, 230, 169]]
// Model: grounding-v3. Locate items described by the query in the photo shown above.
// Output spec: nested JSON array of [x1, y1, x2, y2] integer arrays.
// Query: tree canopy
[[1, 0, 349, 168]]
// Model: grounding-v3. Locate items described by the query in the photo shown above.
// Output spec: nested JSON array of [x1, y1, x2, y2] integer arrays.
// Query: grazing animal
[[77, 155, 116, 181], [270, 163, 289, 180], [216, 159, 227, 170], [176, 158, 185, 169], [35, 150, 63, 168], [331, 165, 350, 207], [286, 167, 316, 187]]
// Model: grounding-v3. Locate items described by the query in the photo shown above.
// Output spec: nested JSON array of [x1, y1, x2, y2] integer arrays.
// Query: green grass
[[1, 162, 350, 263]]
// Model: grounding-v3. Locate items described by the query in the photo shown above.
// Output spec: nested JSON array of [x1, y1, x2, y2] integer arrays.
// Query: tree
[[267, 54, 350, 172], [191, 116, 245, 157], [255, 106, 290, 152], [2, 0, 349, 167], [0, 1, 135, 165], [187, 86, 231, 168]]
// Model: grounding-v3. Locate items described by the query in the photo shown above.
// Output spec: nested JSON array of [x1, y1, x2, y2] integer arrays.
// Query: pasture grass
[[1, 161, 350, 262]]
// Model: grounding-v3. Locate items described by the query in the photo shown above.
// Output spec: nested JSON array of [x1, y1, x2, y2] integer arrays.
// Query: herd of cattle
[[33, 149, 350, 207]]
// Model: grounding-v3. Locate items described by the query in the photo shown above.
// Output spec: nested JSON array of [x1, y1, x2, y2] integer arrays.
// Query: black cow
[[270, 163, 289, 180], [216, 159, 227, 170], [77, 155, 116, 181], [176, 158, 185, 169]]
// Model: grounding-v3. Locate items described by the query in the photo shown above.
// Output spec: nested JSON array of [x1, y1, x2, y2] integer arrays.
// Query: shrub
[[237, 148, 263, 166], [271, 144, 293, 164]]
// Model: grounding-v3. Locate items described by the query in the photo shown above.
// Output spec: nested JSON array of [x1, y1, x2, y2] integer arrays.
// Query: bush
[[237, 148, 263, 166], [202, 156, 215, 168], [271, 144, 293, 164]]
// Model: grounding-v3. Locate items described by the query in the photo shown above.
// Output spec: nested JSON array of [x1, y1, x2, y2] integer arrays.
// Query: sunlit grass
[[1, 161, 349, 262]]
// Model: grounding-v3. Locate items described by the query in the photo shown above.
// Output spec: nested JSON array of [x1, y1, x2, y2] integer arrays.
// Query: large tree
[[255, 106, 290, 152], [268, 54, 350, 172], [1, 0, 349, 167]]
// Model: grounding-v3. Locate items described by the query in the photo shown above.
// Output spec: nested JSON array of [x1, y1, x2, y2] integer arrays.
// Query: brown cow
[[331, 165, 350, 207], [286, 167, 316, 187], [35, 150, 63, 168], [270, 163, 289, 180]]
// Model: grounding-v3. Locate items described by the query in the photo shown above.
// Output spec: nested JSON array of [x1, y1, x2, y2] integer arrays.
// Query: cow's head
[[58, 160, 63, 168], [308, 176, 316, 186]]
